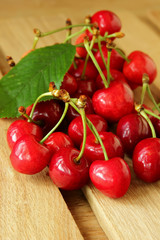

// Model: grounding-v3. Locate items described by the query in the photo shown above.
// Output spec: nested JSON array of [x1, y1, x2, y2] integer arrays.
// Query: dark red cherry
[[89, 157, 131, 198], [151, 114, 160, 137], [116, 113, 152, 155], [94, 45, 125, 71], [68, 114, 108, 147], [49, 147, 89, 190], [26, 99, 63, 136], [60, 72, 78, 95], [96, 69, 127, 89], [92, 80, 134, 122], [133, 138, 160, 182], [10, 134, 52, 174], [7, 119, 43, 150], [123, 51, 157, 86], [81, 131, 124, 164], [86, 10, 121, 39], [75, 77, 96, 97], [44, 132, 74, 154]]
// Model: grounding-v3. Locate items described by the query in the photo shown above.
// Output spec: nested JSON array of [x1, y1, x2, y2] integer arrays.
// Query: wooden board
[[0, 11, 160, 240]]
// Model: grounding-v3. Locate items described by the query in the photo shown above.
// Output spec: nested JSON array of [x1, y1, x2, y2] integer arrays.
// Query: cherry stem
[[144, 108, 160, 120], [97, 36, 108, 73], [139, 109, 156, 138], [146, 84, 160, 113], [84, 38, 109, 88], [69, 99, 108, 161], [74, 108, 87, 163], [106, 49, 112, 86], [115, 48, 130, 63], [39, 102, 69, 144], [64, 26, 87, 43], [28, 92, 53, 121], [32, 36, 39, 50], [140, 74, 149, 105]]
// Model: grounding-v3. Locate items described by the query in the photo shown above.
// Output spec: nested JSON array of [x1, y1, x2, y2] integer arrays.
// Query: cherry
[[96, 69, 127, 89], [44, 132, 74, 154], [7, 119, 43, 150], [94, 45, 125, 71], [89, 157, 131, 198], [75, 77, 96, 97], [123, 51, 157, 86], [68, 114, 108, 147], [132, 138, 160, 182], [10, 134, 52, 174], [86, 10, 121, 39], [49, 147, 89, 190], [151, 114, 160, 137], [60, 72, 78, 95], [26, 99, 63, 136], [81, 131, 124, 164], [116, 113, 152, 155], [66, 94, 94, 122], [92, 79, 134, 122]]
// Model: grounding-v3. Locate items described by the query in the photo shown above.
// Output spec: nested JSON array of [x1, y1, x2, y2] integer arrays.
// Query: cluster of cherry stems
[[7, 10, 160, 199]]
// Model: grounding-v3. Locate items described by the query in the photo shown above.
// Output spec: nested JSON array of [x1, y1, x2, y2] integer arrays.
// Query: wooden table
[[1, 1, 160, 240]]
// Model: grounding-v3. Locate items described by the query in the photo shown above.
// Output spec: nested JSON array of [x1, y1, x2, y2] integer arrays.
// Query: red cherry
[[68, 114, 108, 147], [89, 157, 131, 198], [7, 119, 43, 150], [71, 59, 98, 80], [10, 134, 52, 174], [44, 132, 74, 154], [116, 113, 152, 155], [123, 51, 157, 86], [151, 114, 160, 137], [94, 45, 125, 71], [26, 99, 63, 136], [92, 80, 134, 122], [86, 10, 121, 39], [96, 69, 127, 89], [81, 131, 124, 164], [60, 72, 78, 95], [133, 138, 160, 182], [49, 147, 89, 190], [66, 94, 94, 122], [75, 77, 96, 97]]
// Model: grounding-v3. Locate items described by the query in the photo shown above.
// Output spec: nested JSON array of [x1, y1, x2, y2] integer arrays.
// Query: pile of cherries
[[6, 10, 160, 199]]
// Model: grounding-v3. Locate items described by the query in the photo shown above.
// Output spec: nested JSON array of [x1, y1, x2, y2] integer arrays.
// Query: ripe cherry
[[81, 131, 124, 164], [123, 51, 157, 86], [49, 147, 89, 190], [10, 134, 52, 174], [26, 99, 63, 136], [116, 113, 152, 155], [133, 138, 160, 182], [75, 77, 96, 97], [89, 157, 131, 198], [44, 132, 74, 154], [7, 119, 43, 150], [94, 45, 125, 71], [92, 80, 134, 122], [68, 114, 108, 147], [60, 72, 78, 95], [86, 10, 121, 39]]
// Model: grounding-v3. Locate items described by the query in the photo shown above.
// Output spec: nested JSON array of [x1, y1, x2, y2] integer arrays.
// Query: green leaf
[[0, 43, 76, 118]]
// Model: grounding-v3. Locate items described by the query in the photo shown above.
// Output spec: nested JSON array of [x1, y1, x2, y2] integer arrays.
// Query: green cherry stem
[[115, 48, 130, 63], [97, 36, 108, 73], [39, 102, 69, 144], [64, 26, 87, 43], [106, 48, 112, 85], [140, 74, 149, 105], [146, 84, 160, 113], [74, 108, 87, 163], [139, 109, 156, 138], [144, 108, 160, 120], [84, 38, 109, 88], [28, 92, 53, 121]]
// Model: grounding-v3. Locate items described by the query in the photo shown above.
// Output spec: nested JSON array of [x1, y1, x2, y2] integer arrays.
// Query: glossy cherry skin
[[7, 119, 43, 150], [10, 134, 52, 174], [68, 114, 108, 147], [89, 157, 131, 198], [123, 51, 157, 86], [71, 59, 98, 80], [75, 77, 96, 97], [116, 113, 152, 155], [92, 80, 134, 122], [96, 69, 127, 89], [26, 99, 63, 136], [66, 94, 94, 122], [60, 72, 78, 95], [94, 45, 125, 71], [86, 10, 121, 39], [133, 138, 160, 182], [81, 131, 124, 164], [49, 147, 89, 190], [44, 132, 74, 154]]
